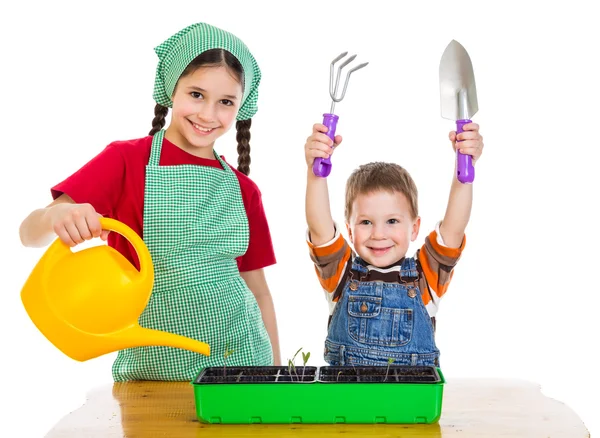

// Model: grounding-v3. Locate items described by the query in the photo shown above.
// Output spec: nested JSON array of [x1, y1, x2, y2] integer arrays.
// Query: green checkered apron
[[111, 130, 273, 381]]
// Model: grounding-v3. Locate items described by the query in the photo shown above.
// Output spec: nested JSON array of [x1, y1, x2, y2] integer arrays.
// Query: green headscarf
[[152, 22, 261, 121]]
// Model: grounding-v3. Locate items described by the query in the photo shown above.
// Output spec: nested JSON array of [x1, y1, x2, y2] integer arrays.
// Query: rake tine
[[331, 54, 357, 100], [334, 61, 369, 103], [329, 52, 348, 96], [332, 55, 357, 99], [328, 53, 368, 113]]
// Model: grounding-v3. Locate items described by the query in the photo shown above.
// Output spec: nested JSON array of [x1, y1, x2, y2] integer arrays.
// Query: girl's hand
[[45, 203, 109, 247], [304, 123, 343, 169], [449, 122, 484, 163]]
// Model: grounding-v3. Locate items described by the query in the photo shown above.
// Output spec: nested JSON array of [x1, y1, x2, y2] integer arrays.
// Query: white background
[[1, 1, 598, 436]]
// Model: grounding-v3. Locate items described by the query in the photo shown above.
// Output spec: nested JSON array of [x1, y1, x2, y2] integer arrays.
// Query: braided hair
[[148, 104, 169, 136], [235, 119, 252, 176]]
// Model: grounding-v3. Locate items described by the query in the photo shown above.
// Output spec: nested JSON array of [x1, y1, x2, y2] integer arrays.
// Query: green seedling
[[287, 359, 296, 381], [287, 347, 303, 382], [301, 351, 311, 381], [384, 358, 394, 381], [223, 342, 234, 377]]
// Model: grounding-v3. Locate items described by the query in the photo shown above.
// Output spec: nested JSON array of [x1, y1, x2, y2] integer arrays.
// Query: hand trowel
[[439, 40, 479, 184]]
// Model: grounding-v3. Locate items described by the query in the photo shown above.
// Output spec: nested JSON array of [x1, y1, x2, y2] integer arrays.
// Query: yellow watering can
[[21, 217, 210, 361]]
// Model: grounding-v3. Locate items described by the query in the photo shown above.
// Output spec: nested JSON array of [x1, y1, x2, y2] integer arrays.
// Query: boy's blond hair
[[344, 162, 419, 222]]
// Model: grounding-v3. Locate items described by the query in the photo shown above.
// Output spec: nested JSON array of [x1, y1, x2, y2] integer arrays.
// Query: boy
[[304, 122, 483, 367]]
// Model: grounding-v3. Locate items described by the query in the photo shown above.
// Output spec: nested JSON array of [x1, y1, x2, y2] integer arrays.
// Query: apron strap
[[149, 130, 165, 166], [213, 150, 234, 174]]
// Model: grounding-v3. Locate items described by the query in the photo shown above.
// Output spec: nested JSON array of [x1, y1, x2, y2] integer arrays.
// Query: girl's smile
[[189, 121, 217, 135]]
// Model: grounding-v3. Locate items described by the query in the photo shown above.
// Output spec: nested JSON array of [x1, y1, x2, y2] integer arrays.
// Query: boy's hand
[[449, 123, 484, 163], [304, 123, 343, 169]]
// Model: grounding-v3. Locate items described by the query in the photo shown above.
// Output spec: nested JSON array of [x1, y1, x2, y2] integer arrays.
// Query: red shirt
[[51, 135, 276, 272]]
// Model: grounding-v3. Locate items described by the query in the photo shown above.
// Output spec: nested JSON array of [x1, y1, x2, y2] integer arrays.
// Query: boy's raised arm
[[439, 123, 484, 248], [304, 123, 342, 246]]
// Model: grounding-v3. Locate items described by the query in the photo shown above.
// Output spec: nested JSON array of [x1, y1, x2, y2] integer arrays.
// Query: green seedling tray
[[192, 365, 445, 424]]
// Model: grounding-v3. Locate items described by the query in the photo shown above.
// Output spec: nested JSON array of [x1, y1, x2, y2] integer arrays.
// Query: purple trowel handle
[[312, 113, 339, 178], [456, 119, 475, 184]]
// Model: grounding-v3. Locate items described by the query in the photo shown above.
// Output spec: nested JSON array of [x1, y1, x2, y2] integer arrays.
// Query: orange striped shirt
[[307, 222, 465, 318]]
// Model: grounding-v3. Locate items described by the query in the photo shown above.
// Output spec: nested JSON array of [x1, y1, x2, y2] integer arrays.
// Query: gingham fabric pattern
[[152, 22, 261, 121], [111, 130, 273, 381]]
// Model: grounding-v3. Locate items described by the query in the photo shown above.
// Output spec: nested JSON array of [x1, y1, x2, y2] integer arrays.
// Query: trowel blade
[[439, 40, 478, 120]]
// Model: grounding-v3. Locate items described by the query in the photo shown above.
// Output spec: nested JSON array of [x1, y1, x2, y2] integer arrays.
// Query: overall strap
[[399, 256, 419, 282]]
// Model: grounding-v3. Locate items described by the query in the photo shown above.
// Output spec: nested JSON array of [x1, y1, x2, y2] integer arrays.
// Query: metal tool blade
[[439, 40, 478, 120]]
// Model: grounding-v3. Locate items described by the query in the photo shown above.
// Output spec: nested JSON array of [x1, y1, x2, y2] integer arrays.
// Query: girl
[[19, 22, 281, 381]]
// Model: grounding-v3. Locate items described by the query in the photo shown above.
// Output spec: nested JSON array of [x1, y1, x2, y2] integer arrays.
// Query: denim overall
[[324, 256, 440, 367]]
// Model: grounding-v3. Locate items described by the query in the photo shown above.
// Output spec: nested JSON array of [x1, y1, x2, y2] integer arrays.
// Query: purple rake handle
[[456, 119, 475, 184], [312, 113, 339, 178]]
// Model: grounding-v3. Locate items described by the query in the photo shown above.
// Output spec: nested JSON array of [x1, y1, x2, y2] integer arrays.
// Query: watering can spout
[[64, 326, 211, 362], [111, 326, 211, 358], [21, 217, 211, 361]]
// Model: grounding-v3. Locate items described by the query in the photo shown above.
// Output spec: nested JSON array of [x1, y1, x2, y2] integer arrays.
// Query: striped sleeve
[[418, 221, 465, 316], [306, 225, 353, 314]]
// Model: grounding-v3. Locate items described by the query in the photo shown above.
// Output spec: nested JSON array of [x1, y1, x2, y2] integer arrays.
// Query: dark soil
[[195, 365, 440, 384], [318, 366, 440, 383], [195, 366, 318, 384]]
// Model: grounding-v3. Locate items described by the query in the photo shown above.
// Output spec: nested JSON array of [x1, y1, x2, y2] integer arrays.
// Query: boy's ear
[[411, 216, 421, 242], [346, 222, 354, 244]]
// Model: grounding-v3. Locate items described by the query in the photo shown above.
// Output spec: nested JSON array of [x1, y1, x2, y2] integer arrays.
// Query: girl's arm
[[439, 123, 484, 248], [20, 143, 124, 248], [240, 269, 282, 366], [20, 194, 108, 247], [305, 123, 342, 246]]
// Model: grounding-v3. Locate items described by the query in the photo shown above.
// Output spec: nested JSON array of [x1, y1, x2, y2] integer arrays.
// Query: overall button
[[360, 302, 368, 313], [408, 288, 417, 298], [349, 281, 359, 291]]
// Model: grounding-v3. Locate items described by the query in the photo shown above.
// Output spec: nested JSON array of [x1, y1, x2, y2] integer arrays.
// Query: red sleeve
[[51, 142, 126, 216], [237, 186, 276, 272]]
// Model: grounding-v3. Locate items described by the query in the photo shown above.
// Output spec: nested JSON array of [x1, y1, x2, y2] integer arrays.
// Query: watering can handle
[[456, 119, 475, 184], [51, 217, 152, 278], [97, 217, 152, 277], [312, 113, 339, 178]]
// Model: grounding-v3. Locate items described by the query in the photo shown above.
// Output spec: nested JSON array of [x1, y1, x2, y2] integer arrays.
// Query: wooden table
[[46, 378, 590, 437]]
